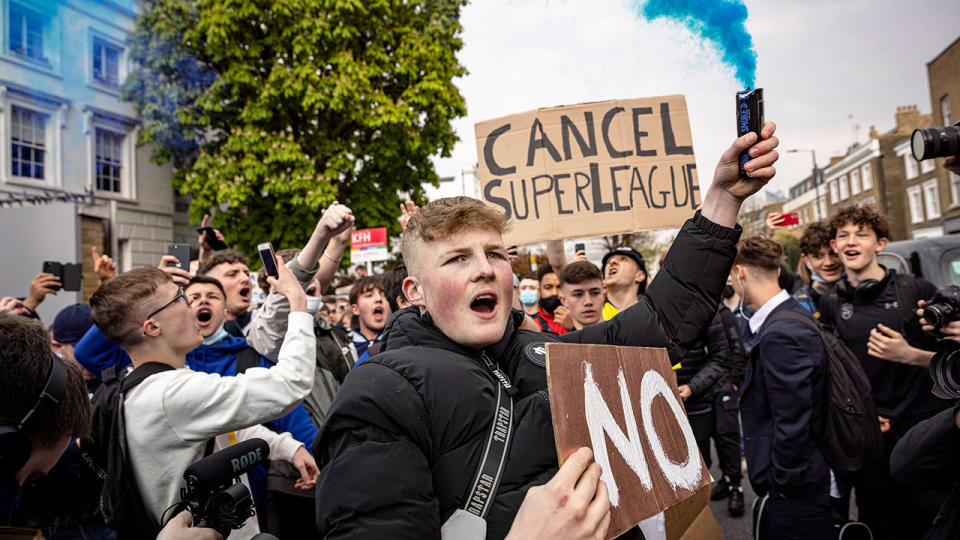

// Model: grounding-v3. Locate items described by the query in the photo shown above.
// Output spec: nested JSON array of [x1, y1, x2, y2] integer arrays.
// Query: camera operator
[[890, 291, 960, 540]]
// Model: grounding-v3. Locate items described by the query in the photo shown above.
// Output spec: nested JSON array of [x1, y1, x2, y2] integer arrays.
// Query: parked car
[[878, 236, 960, 288]]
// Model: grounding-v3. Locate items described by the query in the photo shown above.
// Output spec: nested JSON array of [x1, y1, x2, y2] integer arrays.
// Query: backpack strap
[[758, 308, 820, 337], [235, 347, 261, 374], [119, 362, 175, 394]]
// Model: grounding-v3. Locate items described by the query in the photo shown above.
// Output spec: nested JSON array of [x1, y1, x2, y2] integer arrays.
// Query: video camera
[[178, 438, 274, 539]]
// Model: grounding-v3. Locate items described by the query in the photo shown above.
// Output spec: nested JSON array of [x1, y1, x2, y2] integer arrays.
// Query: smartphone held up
[[258, 242, 279, 279]]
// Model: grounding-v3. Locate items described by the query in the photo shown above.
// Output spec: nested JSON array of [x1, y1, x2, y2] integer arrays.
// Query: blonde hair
[[401, 197, 509, 274]]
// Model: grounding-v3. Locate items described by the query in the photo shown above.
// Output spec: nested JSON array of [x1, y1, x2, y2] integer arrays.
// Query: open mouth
[[470, 293, 498, 317], [196, 307, 213, 326], [607, 267, 619, 278], [843, 250, 861, 260], [238, 286, 251, 301], [372, 306, 384, 320]]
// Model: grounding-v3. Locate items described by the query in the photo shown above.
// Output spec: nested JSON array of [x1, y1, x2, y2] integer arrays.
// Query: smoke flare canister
[[736, 88, 764, 177]]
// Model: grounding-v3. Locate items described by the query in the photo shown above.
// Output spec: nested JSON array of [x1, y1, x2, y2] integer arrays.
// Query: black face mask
[[722, 284, 736, 299], [539, 295, 563, 315]]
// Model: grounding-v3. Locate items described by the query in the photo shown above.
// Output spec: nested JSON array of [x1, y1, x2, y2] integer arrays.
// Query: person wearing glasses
[[87, 256, 316, 538]]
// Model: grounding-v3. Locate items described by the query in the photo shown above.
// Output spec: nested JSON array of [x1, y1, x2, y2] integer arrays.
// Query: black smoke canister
[[736, 88, 764, 177]]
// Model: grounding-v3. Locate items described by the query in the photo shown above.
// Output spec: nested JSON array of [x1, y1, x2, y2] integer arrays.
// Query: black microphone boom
[[183, 438, 270, 490]]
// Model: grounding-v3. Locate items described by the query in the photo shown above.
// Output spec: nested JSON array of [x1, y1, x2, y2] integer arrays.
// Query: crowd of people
[[3, 121, 960, 540]]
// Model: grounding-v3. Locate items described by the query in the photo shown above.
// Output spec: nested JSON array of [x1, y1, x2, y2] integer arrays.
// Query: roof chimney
[[895, 105, 930, 134]]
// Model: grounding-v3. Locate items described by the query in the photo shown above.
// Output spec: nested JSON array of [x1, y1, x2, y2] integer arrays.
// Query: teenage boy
[[348, 276, 392, 364], [87, 262, 316, 537], [312, 123, 780, 537], [732, 236, 832, 538], [601, 247, 647, 320], [1, 314, 90, 525], [557, 261, 604, 330], [197, 251, 255, 336], [823, 205, 947, 539], [794, 222, 843, 316]]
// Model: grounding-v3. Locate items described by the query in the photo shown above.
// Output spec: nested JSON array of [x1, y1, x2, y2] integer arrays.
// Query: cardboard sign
[[545, 343, 711, 539], [475, 96, 700, 246], [350, 227, 390, 263]]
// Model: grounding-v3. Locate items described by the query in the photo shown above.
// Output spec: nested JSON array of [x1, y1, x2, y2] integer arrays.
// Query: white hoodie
[[124, 312, 316, 537]]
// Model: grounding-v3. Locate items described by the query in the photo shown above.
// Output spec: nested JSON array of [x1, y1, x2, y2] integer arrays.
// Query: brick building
[[926, 36, 960, 235]]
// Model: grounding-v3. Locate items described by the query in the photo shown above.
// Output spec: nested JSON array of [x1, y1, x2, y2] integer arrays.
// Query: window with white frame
[[862, 163, 873, 190], [923, 179, 941, 220], [839, 175, 849, 200], [904, 154, 919, 179], [8, 3, 46, 62], [943, 95, 953, 126], [92, 39, 122, 87], [907, 186, 924, 224], [85, 110, 136, 198], [10, 105, 47, 180], [817, 197, 827, 221], [850, 169, 861, 195], [920, 157, 936, 174], [95, 128, 123, 192], [830, 181, 839, 203]]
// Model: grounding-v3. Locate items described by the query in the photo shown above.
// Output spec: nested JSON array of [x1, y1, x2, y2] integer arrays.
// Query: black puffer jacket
[[312, 212, 740, 539], [675, 310, 732, 414]]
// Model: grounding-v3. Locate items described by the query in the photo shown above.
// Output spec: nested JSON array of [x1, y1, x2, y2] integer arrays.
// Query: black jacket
[[312, 212, 740, 538], [890, 404, 960, 540], [675, 310, 732, 413], [740, 298, 830, 505]]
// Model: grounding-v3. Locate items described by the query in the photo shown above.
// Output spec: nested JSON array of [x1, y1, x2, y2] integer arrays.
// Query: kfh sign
[[546, 344, 711, 539], [350, 227, 389, 264], [474, 96, 700, 246]]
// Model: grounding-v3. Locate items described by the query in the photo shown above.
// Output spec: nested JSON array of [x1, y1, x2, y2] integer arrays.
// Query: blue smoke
[[634, 0, 757, 88]]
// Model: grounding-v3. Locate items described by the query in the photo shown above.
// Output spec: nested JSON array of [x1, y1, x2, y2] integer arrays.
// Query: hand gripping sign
[[545, 343, 714, 539], [475, 96, 700, 246]]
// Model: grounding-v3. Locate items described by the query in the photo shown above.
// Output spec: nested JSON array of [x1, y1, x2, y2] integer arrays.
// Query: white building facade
[[0, 0, 178, 319]]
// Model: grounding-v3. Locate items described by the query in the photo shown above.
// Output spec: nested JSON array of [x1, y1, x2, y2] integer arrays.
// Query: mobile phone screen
[[258, 242, 279, 278]]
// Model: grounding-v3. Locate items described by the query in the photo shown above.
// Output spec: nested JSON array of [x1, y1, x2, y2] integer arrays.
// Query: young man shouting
[[601, 247, 647, 320], [348, 276, 392, 364], [312, 123, 780, 538], [87, 261, 316, 538], [197, 251, 255, 336]]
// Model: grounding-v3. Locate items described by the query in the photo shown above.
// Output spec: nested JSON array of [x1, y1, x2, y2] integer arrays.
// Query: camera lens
[[912, 123, 960, 161], [931, 348, 960, 399], [924, 305, 945, 330]]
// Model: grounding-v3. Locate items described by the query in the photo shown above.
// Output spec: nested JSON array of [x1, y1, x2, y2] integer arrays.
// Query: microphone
[[183, 438, 270, 490]]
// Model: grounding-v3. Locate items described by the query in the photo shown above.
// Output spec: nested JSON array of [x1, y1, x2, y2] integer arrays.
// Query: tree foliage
[[124, 0, 468, 256]]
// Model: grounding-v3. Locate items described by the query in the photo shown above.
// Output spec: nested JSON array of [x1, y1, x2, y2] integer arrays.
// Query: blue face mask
[[519, 290, 539, 306], [202, 325, 229, 346]]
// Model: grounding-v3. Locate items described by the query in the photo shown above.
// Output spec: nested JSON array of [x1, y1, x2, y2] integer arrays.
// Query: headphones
[[0, 354, 68, 477], [836, 276, 885, 302]]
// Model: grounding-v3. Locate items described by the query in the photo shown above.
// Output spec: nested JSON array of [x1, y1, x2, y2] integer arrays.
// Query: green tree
[[124, 0, 467, 256], [774, 230, 801, 273]]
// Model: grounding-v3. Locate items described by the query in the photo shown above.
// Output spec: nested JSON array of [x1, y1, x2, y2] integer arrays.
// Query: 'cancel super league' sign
[[475, 96, 700, 245], [546, 343, 711, 539]]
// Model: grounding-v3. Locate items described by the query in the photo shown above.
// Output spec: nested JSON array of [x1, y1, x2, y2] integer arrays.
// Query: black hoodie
[[312, 212, 740, 539]]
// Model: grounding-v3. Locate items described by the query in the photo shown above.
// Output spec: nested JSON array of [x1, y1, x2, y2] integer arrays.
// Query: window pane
[[10, 106, 47, 180], [95, 128, 123, 192]]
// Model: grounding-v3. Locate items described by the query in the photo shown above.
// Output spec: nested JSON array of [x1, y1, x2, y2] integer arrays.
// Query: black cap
[[601, 247, 646, 276], [52, 303, 93, 345]]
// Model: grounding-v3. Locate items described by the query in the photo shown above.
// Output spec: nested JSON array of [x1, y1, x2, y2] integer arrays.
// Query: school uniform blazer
[[740, 298, 831, 506]]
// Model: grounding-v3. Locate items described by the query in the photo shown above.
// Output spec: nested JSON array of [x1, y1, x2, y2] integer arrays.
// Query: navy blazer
[[740, 297, 831, 505]]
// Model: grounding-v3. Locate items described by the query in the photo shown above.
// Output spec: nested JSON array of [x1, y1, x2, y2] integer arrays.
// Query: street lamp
[[786, 148, 823, 221]]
